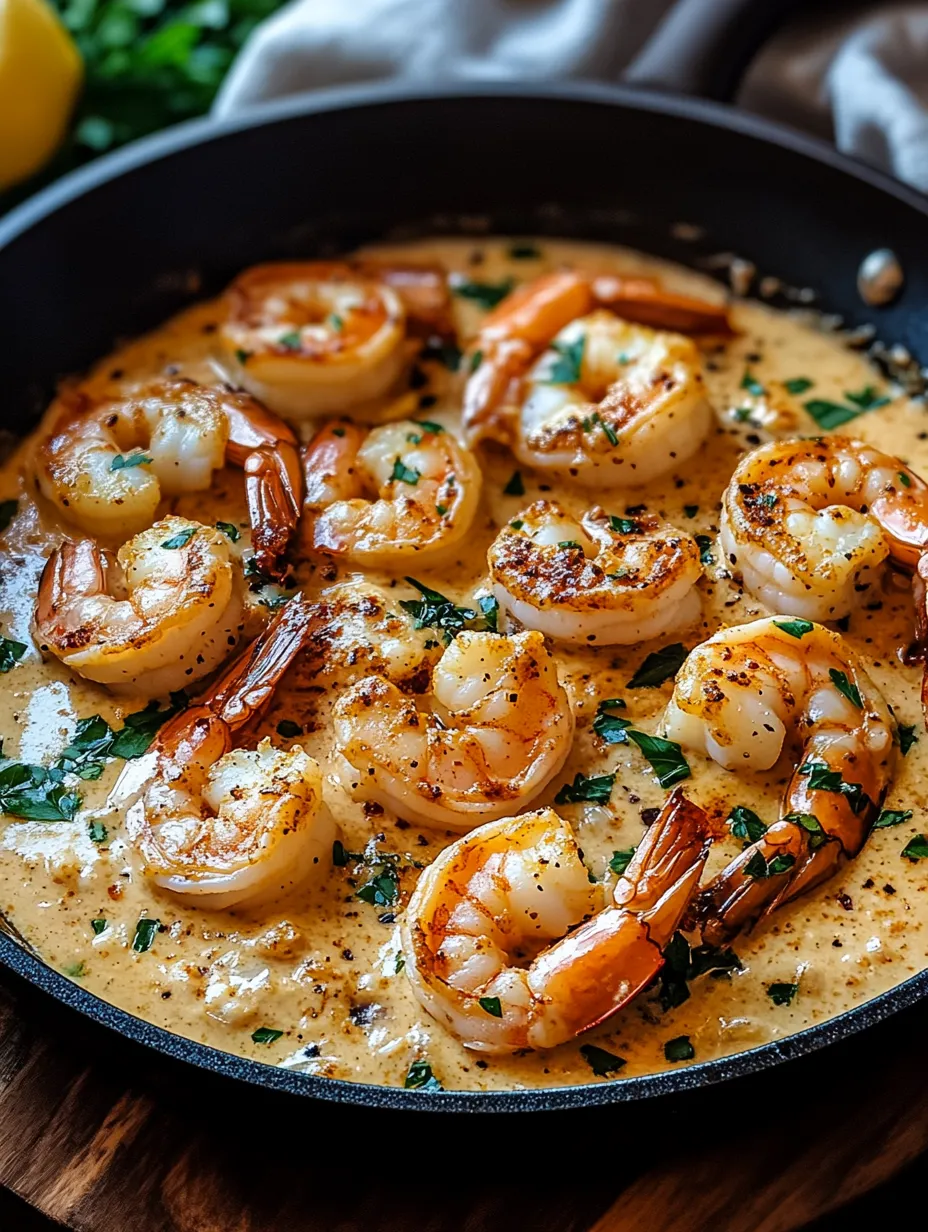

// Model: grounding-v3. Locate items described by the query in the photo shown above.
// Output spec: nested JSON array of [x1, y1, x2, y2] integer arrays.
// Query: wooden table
[[0, 963, 926, 1232]]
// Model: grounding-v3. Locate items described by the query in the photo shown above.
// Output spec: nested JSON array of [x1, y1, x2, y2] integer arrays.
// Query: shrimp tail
[[36, 538, 106, 643], [589, 276, 734, 336], [243, 443, 302, 580]]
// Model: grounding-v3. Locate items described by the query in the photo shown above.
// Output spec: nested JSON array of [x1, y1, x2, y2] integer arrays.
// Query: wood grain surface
[[0, 963, 925, 1232]]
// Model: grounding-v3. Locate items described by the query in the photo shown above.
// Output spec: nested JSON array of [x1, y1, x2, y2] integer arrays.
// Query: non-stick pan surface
[[1, 82, 928, 1112]]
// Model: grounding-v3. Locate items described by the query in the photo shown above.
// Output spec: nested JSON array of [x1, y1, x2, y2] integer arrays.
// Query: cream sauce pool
[[0, 238, 926, 1093]]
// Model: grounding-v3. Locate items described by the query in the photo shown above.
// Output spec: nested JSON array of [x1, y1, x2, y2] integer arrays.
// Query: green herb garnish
[[829, 668, 862, 709], [91, 918, 106, 935], [278, 330, 302, 350], [741, 370, 764, 396], [664, 1035, 695, 1062], [503, 471, 525, 497], [784, 377, 813, 395], [774, 618, 814, 639], [729, 805, 767, 845], [546, 335, 585, 384], [626, 731, 691, 788], [390, 458, 421, 485], [767, 982, 799, 1006], [216, 521, 240, 541], [874, 809, 913, 829], [0, 636, 26, 674], [845, 385, 890, 410], [251, 1026, 284, 1045], [579, 1044, 626, 1076], [132, 917, 160, 953], [404, 1060, 442, 1091], [111, 453, 152, 471], [160, 527, 197, 550], [479, 996, 503, 1018], [555, 772, 616, 806], [609, 847, 636, 875], [451, 278, 514, 310], [899, 723, 918, 756], [902, 834, 928, 860], [695, 534, 714, 565], [627, 643, 688, 689]]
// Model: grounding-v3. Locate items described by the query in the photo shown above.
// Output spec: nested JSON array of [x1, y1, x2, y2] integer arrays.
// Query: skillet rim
[[1, 79, 928, 1112]]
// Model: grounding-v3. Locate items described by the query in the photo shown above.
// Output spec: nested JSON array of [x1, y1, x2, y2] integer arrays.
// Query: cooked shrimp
[[662, 617, 895, 942], [400, 788, 709, 1053], [35, 517, 244, 695], [220, 260, 453, 419], [302, 418, 481, 566], [721, 436, 928, 621], [333, 630, 573, 830], [488, 499, 702, 645], [467, 308, 713, 488], [35, 378, 301, 581], [123, 595, 334, 909], [302, 578, 443, 688], [462, 270, 727, 485]]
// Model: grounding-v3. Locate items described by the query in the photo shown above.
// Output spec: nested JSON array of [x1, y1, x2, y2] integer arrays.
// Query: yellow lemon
[[0, 0, 83, 192]]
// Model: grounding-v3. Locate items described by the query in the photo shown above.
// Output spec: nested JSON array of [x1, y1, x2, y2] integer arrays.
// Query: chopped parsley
[[400, 578, 498, 643], [784, 377, 813, 395], [328, 313, 344, 332], [546, 335, 585, 384], [110, 452, 152, 471], [609, 515, 641, 534], [510, 519, 524, 530], [729, 805, 767, 846], [774, 618, 814, 639], [160, 526, 197, 550], [874, 809, 913, 829], [695, 534, 714, 565], [0, 762, 80, 822], [276, 719, 303, 738], [356, 872, 399, 908], [797, 761, 871, 815], [0, 499, 17, 532], [0, 636, 26, 674], [558, 540, 583, 551], [744, 850, 796, 879], [785, 812, 828, 849], [845, 384, 890, 410], [331, 839, 351, 867], [659, 932, 742, 1011], [216, 521, 240, 541], [767, 982, 799, 1007], [899, 472, 912, 488], [234, 348, 252, 366], [829, 668, 862, 709], [582, 410, 619, 446], [394, 951, 405, 974], [390, 459, 421, 485], [503, 471, 525, 497], [579, 1044, 626, 1076], [902, 834, 928, 861], [451, 278, 514, 310], [277, 330, 302, 350], [91, 918, 106, 935], [555, 772, 615, 806], [88, 819, 107, 844], [664, 1035, 695, 1062], [627, 643, 688, 689], [404, 1060, 442, 1091], [899, 723, 918, 756], [683, 504, 699, 519], [608, 847, 636, 875], [251, 1026, 284, 1045], [626, 731, 691, 788], [479, 996, 503, 1018], [469, 349, 484, 372], [592, 698, 632, 745], [740, 370, 764, 396], [132, 917, 160, 953]]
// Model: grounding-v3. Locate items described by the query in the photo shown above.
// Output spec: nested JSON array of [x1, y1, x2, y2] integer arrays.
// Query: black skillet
[[1, 3, 928, 1116]]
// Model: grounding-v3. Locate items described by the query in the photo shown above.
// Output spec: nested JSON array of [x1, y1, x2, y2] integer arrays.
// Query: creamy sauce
[[1, 238, 927, 1093]]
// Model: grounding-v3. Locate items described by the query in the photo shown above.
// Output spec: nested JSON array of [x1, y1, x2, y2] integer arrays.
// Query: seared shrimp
[[489, 500, 702, 645], [302, 578, 443, 688], [333, 630, 573, 830], [124, 595, 334, 909], [401, 788, 709, 1053], [721, 436, 928, 621], [302, 418, 481, 566], [35, 517, 244, 695], [662, 617, 896, 941], [36, 378, 301, 580], [463, 271, 727, 486], [220, 260, 453, 419]]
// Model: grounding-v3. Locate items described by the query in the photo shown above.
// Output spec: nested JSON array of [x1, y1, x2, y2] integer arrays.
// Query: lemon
[[0, 0, 83, 192]]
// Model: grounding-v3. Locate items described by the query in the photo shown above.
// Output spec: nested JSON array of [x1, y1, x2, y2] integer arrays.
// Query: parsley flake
[[479, 996, 503, 1017], [390, 458, 421, 485], [626, 731, 691, 788], [829, 668, 863, 709], [0, 636, 26, 674], [252, 1026, 284, 1045], [729, 805, 767, 845], [664, 1035, 695, 1062], [555, 772, 615, 806], [774, 618, 814, 639], [404, 1060, 443, 1091], [161, 527, 197, 550], [874, 809, 913, 829], [111, 453, 153, 471], [503, 471, 525, 497], [784, 377, 813, 395], [132, 917, 160, 953], [767, 982, 799, 1006], [627, 643, 688, 689], [579, 1044, 626, 1076], [902, 834, 928, 860], [451, 278, 514, 310], [216, 521, 240, 541], [546, 335, 585, 384], [609, 847, 636, 875]]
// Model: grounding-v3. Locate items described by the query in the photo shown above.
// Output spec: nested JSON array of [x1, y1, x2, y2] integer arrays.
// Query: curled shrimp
[[400, 788, 709, 1053], [123, 594, 334, 909], [333, 630, 574, 830], [35, 517, 244, 695], [301, 418, 481, 566], [721, 436, 928, 620], [488, 499, 702, 645], [220, 260, 453, 419], [463, 271, 728, 486], [35, 378, 301, 581], [662, 617, 896, 942]]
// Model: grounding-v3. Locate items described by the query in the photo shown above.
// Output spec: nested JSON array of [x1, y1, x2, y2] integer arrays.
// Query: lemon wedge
[[0, 0, 83, 192]]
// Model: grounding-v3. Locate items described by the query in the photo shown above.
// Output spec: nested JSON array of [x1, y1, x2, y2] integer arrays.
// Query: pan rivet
[[858, 248, 904, 306]]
